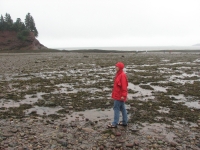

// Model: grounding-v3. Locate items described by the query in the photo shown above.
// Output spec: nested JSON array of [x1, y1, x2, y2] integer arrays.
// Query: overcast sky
[[1, 0, 200, 48]]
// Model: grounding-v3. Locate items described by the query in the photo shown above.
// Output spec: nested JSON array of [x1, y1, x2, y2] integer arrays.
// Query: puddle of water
[[150, 85, 167, 92], [26, 106, 63, 115], [140, 123, 176, 142], [193, 58, 200, 63], [171, 94, 200, 109], [0, 92, 45, 108], [54, 83, 77, 94], [174, 101, 200, 109], [128, 83, 155, 101], [65, 106, 131, 123], [66, 108, 113, 123], [169, 72, 199, 84]]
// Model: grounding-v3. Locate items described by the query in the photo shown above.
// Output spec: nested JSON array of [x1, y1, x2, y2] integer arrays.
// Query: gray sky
[[2, 0, 200, 48]]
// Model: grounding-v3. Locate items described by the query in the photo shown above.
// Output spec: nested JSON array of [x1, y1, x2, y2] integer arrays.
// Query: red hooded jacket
[[111, 62, 128, 102]]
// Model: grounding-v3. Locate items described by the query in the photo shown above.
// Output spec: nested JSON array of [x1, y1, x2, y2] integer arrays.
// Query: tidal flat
[[0, 51, 200, 149]]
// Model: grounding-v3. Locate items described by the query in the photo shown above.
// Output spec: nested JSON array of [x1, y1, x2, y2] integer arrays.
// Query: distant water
[[56, 46, 200, 51]]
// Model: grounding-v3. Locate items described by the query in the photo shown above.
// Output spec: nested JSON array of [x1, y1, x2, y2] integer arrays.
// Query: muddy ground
[[0, 51, 200, 150]]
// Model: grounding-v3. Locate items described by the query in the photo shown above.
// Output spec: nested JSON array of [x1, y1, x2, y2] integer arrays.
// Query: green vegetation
[[0, 13, 38, 40]]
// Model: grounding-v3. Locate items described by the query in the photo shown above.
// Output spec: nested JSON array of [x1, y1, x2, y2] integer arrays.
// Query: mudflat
[[0, 51, 200, 149]]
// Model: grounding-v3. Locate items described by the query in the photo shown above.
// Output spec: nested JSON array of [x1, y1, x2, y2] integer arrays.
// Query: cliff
[[0, 31, 48, 50]]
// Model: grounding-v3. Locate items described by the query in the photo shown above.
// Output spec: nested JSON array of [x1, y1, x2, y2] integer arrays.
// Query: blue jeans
[[112, 100, 128, 126]]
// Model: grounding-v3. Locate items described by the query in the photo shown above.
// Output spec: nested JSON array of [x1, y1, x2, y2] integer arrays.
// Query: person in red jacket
[[108, 62, 128, 128]]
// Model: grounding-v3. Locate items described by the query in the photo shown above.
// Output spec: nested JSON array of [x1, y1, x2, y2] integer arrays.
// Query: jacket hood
[[116, 62, 124, 70]]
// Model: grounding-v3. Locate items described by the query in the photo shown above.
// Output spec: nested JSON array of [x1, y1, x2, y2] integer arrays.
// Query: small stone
[[57, 132, 64, 139], [10, 129, 18, 133], [134, 140, 140, 146], [157, 141, 163, 144], [115, 132, 121, 136], [126, 143, 134, 148], [170, 141, 177, 147], [70, 122, 77, 127], [116, 144, 121, 148], [68, 106, 73, 109], [99, 145, 104, 150], [79, 114, 84, 116], [57, 139, 68, 147], [152, 143, 158, 148], [82, 128, 95, 133], [62, 128, 67, 132], [118, 140, 125, 143], [196, 143, 200, 148], [3, 133, 13, 137], [111, 134, 115, 139]]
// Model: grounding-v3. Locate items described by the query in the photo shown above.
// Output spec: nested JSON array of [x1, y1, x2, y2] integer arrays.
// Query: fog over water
[[57, 46, 200, 51]]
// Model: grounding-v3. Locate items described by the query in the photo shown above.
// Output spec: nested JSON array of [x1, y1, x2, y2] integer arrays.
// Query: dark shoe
[[118, 121, 127, 126], [107, 124, 117, 128]]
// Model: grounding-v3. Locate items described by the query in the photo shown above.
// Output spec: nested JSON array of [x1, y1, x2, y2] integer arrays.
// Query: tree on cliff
[[0, 15, 5, 30], [25, 13, 38, 37], [0, 13, 13, 31], [13, 18, 26, 31], [0, 13, 38, 37]]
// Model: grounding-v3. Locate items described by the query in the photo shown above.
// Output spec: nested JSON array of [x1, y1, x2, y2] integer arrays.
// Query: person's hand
[[121, 96, 125, 100]]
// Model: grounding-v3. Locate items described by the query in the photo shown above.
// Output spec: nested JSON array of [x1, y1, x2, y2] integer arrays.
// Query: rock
[[99, 145, 104, 150], [116, 144, 122, 148], [82, 128, 95, 133], [57, 132, 64, 139], [157, 140, 163, 144], [70, 122, 77, 127], [111, 134, 115, 139], [80, 144, 88, 149], [68, 106, 73, 109], [196, 143, 200, 148], [126, 143, 134, 148], [57, 139, 68, 147], [3, 133, 13, 137], [152, 143, 158, 148], [105, 102, 110, 105], [8, 142, 18, 147], [170, 141, 177, 147], [115, 132, 121, 136], [134, 140, 140, 146], [62, 128, 67, 132]]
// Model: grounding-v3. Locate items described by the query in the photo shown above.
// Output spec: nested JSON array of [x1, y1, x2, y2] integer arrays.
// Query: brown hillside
[[0, 31, 47, 50]]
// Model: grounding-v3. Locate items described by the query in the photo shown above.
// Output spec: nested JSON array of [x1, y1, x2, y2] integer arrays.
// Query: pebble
[[157, 140, 163, 144], [111, 134, 115, 139], [116, 144, 122, 148], [126, 143, 134, 148], [196, 143, 200, 148], [115, 132, 121, 136], [170, 141, 177, 147], [82, 128, 95, 133], [134, 140, 140, 146]]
